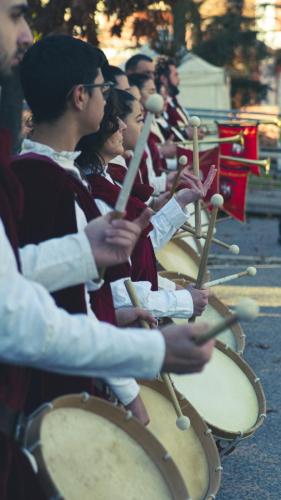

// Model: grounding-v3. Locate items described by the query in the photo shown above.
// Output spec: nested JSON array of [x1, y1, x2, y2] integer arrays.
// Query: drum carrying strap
[[0, 401, 26, 442]]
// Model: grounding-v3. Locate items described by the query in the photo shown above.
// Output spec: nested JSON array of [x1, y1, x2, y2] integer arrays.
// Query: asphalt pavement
[[209, 215, 281, 500]]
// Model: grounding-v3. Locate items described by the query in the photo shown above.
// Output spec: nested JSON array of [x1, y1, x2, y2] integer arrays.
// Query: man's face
[[134, 60, 155, 80], [0, 0, 33, 79], [169, 64, 180, 88], [83, 69, 106, 134]]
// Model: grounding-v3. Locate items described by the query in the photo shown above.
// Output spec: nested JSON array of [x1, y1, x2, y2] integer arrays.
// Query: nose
[[19, 19, 33, 49]]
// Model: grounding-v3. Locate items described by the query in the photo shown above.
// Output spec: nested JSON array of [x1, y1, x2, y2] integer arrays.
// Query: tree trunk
[[171, 0, 189, 55], [0, 66, 23, 153]]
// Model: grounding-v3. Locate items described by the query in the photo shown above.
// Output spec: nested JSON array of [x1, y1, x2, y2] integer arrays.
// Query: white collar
[[21, 138, 82, 181]]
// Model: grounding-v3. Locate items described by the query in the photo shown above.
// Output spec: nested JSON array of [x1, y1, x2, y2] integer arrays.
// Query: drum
[[156, 239, 210, 281], [22, 394, 189, 500], [159, 271, 245, 353], [140, 380, 222, 500], [171, 341, 266, 444]]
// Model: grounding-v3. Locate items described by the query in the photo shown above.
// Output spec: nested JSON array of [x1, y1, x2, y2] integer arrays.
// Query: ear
[[71, 85, 88, 111]]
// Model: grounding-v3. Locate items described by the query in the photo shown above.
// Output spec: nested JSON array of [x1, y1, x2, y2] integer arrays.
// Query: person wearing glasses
[[11, 35, 158, 425]]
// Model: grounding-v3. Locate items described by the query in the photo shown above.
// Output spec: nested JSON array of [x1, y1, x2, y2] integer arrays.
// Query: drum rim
[[176, 340, 266, 441], [158, 271, 246, 354], [140, 379, 222, 500], [23, 394, 190, 500]]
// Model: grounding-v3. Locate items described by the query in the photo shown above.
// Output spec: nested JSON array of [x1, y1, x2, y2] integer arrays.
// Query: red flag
[[176, 145, 220, 202], [219, 164, 249, 222], [218, 122, 260, 176]]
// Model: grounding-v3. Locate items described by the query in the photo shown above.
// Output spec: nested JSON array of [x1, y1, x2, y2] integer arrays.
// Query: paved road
[[210, 216, 281, 500]]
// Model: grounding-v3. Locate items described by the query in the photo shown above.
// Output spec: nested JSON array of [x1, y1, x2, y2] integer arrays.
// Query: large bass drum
[[140, 380, 222, 500], [159, 271, 245, 353], [171, 341, 266, 445], [22, 394, 189, 500]]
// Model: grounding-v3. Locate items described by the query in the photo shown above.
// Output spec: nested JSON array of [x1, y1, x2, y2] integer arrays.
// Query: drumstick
[[124, 279, 191, 431], [194, 298, 259, 345], [190, 116, 202, 238], [115, 94, 164, 214], [175, 225, 240, 254], [169, 155, 188, 199], [204, 266, 257, 288], [195, 193, 224, 290], [98, 94, 164, 279]]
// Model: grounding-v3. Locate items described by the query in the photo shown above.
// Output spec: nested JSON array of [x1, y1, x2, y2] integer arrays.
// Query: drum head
[[156, 240, 209, 281], [159, 271, 245, 353], [24, 394, 189, 500], [140, 380, 221, 500], [171, 341, 266, 440]]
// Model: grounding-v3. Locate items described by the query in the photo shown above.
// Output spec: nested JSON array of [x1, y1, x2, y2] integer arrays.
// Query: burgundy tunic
[[11, 153, 107, 408], [88, 173, 158, 291], [0, 135, 35, 500]]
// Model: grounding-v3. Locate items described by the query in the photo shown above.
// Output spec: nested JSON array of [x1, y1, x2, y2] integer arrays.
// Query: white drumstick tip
[[145, 94, 164, 114], [236, 298, 259, 321], [178, 155, 188, 166], [229, 244, 240, 255], [211, 193, 224, 208], [189, 116, 201, 127], [176, 415, 191, 430], [247, 266, 257, 276]]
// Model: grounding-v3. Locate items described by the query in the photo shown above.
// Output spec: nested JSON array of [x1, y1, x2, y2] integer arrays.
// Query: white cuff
[[105, 378, 140, 405], [160, 196, 189, 227], [157, 275, 176, 291]]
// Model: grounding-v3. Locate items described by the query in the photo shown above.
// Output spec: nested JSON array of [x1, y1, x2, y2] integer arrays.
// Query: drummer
[[76, 88, 211, 319], [155, 56, 207, 143]]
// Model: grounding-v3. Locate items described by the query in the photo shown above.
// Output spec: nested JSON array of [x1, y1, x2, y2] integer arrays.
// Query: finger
[[110, 219, 141, 237], [105, 236, 134, 247], [134, 207, 153, 231]]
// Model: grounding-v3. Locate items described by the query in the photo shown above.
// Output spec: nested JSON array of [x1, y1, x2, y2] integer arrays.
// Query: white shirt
[[145, 145, 167, 195], [20, 140, 139, 405], [94, 166, 194, 319], [0, 219, 165, 378]]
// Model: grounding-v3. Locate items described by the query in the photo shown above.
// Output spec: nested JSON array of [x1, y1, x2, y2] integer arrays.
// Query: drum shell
[[140, 380, 222, 500], [171, 341, 266, 441], [23, 394, 189, 500], [159, 271, 245, 354]]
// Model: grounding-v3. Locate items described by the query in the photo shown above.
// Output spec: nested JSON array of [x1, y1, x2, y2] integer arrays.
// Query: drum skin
[[159, 271, 245, 353], [23, 395, 189, 500], [156, 239, 209, 281], [140, 381, 222, 500], [171, 341, 266, 441]]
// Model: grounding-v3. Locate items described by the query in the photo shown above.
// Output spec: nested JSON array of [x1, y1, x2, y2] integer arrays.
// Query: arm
[[111, 278, 194, 319], [19, 231, 100, 293], [0, 221, 165, 379], [150, 196, 189, 250]]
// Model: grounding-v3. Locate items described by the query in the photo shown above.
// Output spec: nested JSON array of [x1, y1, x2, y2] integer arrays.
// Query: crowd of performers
[[0, 2, 264, 499]]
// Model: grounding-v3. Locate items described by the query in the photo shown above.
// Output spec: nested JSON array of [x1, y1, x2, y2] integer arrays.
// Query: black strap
[[0, 401, 26, 442]]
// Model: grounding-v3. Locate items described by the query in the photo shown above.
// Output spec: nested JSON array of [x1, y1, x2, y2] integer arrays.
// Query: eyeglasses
[[67, 81, 114, 100]]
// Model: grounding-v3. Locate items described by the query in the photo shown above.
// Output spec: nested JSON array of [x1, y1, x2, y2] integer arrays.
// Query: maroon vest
[[11, 153, 102, 410], [0, 134, 36, 499], [87, 173, 158, 290]]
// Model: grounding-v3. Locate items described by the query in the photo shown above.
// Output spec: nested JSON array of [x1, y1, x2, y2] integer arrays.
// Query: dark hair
[[128, 73, 152, 91], [76, 89, 135, 175], [102, 64, 126, 84], [125, 54, 153, 73], [155, 56, 176, 92], [20, 35, 107, 124]]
